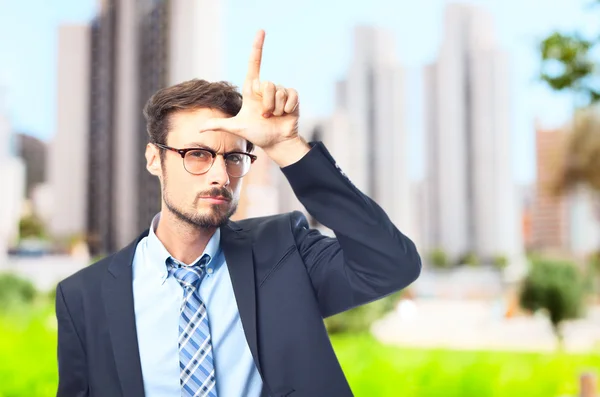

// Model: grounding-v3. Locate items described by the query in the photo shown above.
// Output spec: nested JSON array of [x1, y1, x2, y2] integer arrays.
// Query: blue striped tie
[[168, 256, 218, 397]]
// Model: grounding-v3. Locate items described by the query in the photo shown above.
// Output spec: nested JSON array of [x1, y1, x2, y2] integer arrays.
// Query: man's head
[[143, 79, 254, 229]]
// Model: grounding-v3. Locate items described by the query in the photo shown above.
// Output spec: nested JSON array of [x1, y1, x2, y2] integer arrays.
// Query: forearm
[[282, 142, 421, 299]]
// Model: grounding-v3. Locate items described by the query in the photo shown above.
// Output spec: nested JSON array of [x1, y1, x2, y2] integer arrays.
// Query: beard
[[162, 177, 238, 229]]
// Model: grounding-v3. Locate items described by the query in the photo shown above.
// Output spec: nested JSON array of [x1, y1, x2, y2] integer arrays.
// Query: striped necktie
[[168, 255, 218, 397]]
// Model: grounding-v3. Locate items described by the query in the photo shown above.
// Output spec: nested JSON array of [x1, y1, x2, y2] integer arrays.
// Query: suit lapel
[[102, 232, 148, 397], [220, 221, 262, 375]]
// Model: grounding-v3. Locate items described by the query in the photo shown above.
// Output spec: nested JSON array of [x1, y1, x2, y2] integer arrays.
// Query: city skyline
[[0, 0, 597, 186], [423, 3, 522, 261]]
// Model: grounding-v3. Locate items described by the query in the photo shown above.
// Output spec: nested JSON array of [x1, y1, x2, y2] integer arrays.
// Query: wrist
[[263, 136, 311, 168]]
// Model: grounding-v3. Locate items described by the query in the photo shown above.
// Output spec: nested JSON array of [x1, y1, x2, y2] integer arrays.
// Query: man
[[55, 30, 421, 397]]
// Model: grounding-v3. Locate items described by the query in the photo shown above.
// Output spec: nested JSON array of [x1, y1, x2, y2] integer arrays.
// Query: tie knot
[[168, 254, 210, 289]]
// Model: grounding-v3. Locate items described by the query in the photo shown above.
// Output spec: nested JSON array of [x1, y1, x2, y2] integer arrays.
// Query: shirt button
[[207, 268, 213, 275]]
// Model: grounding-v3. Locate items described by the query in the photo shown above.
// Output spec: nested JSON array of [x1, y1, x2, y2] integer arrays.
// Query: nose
[[208, 155, 230, 186]]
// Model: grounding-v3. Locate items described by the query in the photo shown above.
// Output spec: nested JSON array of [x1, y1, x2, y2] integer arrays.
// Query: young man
[[55, 30, 421, 397]]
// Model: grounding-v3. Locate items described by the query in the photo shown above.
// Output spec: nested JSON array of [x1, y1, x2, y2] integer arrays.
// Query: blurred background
[[1, 0, 600, 395]]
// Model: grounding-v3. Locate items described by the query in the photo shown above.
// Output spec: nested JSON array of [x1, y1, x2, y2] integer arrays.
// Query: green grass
[[331, 333, 600, 397], [0, 307, 58, 397], [1, 308, 600, 397]]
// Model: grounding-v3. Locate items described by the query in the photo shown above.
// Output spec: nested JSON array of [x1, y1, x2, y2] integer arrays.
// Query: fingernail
[[263, 112, 271, 118]]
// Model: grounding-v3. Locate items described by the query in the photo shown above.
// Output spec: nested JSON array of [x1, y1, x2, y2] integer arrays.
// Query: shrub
[[457, 252, 480, 267], [428, 248, 449, 269], [19, 214, 48, 240], [0, 272, 37, 312], [325, 290, 403, 334], [519, 259, 586, 348], [493, 254, 509, 270]]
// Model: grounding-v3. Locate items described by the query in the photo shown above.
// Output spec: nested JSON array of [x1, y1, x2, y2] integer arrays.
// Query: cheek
[[229, 178, 243, 199], [164, 165, 201, 196]]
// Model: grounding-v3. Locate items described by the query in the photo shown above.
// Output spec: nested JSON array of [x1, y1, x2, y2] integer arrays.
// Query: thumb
[[199, 116, 242, 133]]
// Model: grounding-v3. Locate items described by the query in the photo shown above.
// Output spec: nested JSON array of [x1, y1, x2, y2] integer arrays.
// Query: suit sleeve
[[55, 282, 89, 397], [280, 141, 422, 318]]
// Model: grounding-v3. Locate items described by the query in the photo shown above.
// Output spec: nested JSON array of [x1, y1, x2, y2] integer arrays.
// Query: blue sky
[[0, 0, 597, 183]]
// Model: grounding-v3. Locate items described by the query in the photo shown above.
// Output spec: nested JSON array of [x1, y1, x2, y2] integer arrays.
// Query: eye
[[227, 154, 244, 164], [189, 150, 211, 159]]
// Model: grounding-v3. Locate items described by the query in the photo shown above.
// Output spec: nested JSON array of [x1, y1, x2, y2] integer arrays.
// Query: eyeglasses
[[154, 143, 257, 177]]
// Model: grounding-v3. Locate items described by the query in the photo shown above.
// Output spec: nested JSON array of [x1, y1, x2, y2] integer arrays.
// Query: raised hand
[[199, 30, 301, 151]]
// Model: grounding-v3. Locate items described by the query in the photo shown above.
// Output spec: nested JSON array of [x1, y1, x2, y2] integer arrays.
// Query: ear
[[145, 143, 162, 177]]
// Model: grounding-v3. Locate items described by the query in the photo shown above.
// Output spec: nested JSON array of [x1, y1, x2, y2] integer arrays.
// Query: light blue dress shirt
[[132, 214, 263, 397]]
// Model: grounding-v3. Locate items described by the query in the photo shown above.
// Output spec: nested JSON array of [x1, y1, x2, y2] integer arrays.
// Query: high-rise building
[[233, 147, 280, 221], [423, 3, 522, 263], [48, 24, 91, 242], [15, 133, 47, 199], [332, 26, 412, 234], [531, 122, 600, 257], [530, 124, 570, 252], [87, 0, 223, 255], [0, 95, 26, 264]]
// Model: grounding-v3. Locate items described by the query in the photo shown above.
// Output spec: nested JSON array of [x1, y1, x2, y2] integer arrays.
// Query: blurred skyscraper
[[85, 0, 223, 255], [423, 3, 522, 263], [15, 133, 47, 199], [530, 123, 570, 252], [320, 26, 413, 237], [0, 93, 26, 263], [49, 24, 90, 244], [531, 121, 600, 257]]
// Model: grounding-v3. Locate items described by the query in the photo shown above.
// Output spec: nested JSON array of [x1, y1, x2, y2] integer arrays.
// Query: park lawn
[[331, 333, 600, 397], [1, 308, 600, 397]]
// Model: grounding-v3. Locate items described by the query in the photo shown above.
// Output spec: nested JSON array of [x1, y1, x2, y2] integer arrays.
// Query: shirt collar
[[146, 212, 223, 283]]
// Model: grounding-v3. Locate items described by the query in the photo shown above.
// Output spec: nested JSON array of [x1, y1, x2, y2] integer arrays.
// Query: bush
[[428, 248, 450, 269], [519, 259, 586, 348], [19, 214, 47, 240], [325, 291, 402, 334], [457, 252, 480, 267], [493, 254, 509, 270], [0, 272, 37, 312]]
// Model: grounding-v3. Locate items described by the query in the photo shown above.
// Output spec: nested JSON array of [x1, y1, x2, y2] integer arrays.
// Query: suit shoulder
[[234, 210, 308, 231], [57, 253, 115, 294]]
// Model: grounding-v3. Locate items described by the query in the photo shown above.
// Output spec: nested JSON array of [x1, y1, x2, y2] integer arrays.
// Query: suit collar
[[219, 220, 262, 375], [104, 231, 148, 397]]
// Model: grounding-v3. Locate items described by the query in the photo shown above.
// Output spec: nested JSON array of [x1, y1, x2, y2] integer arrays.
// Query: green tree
[[538, 8, 600, 249], [519, 259, 586, 349]]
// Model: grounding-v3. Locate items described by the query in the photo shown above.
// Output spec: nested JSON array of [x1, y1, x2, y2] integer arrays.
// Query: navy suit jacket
[[55, 142, 421, 397]]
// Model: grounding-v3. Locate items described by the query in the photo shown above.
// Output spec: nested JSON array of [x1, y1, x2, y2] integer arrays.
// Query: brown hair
[[143, 79, 254, 153]]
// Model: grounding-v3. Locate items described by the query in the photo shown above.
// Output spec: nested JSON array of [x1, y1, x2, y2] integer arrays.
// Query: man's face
[[146, 108, 247, 229]]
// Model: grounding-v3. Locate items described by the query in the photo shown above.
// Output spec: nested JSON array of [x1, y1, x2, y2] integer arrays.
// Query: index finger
[[246, 29, 265, 81]]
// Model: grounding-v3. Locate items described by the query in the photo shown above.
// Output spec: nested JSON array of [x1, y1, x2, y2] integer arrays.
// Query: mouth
[[198, 196, 231, 204]]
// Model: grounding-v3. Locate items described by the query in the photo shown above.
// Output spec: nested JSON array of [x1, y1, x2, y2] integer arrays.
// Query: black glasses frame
[[153, 143, 257, 176]]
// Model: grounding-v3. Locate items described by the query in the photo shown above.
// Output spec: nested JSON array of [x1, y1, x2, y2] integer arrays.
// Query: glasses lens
[[225, 153, 252, 177], [184, 150, 213, 174]]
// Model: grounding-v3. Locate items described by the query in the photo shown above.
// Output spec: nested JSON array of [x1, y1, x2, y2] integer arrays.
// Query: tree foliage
[[519, 259, 586, 348], [539, 13, 600, 197]]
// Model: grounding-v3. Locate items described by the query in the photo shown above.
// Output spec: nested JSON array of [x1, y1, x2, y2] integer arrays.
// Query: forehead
[[166, 108, 245, 149]]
